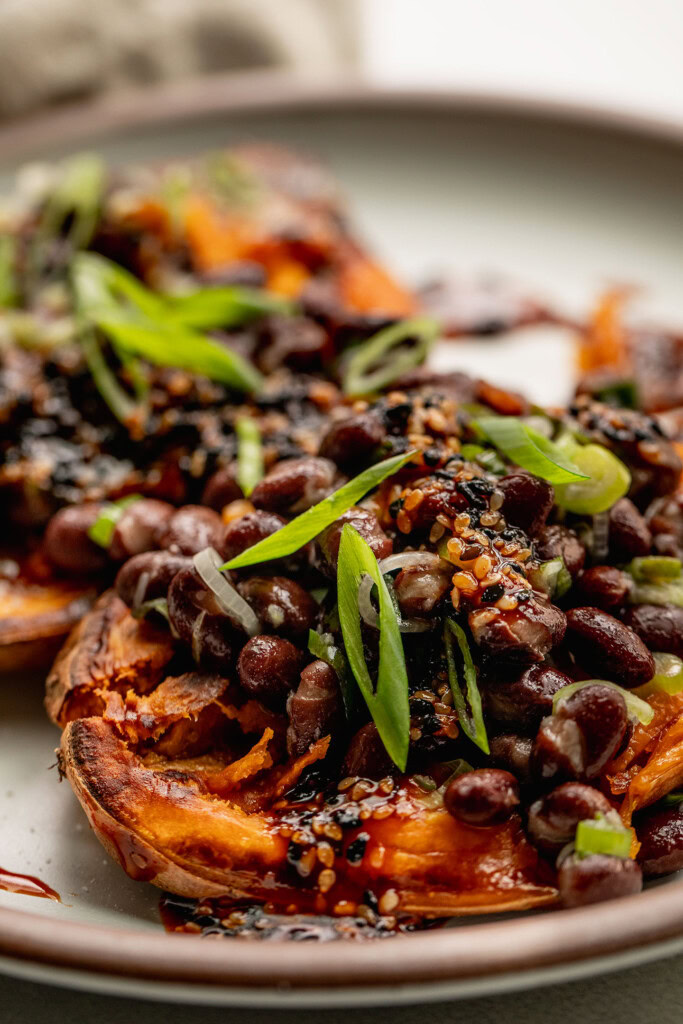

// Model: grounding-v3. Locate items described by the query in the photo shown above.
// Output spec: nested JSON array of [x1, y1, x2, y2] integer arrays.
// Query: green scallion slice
[[473, 417, 589, 484], [87, 494, 142, 549], [0, 235, 18, 308], [575, 813, 632, 859], [553, 441, 631, 515], [553, 679, 654, 726], [629, 581, 683, 608], [342, 317, 440, 397], [528, 557, 573, 599], [40, 152, 105, 250], [80, 328, 138, 426], [234, 416, 264, 497], [628, 556, 682, 582], [164, 287, 294, 329], [663, 791, 683, 807], [222, 449, 416, 570], [337, 524, 410, 770], [444, 618, 489, 754], [635, 653, 683, 698], [307, 628, 355, 718]]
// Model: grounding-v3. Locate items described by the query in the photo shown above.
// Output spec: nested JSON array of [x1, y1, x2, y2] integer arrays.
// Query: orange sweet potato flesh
[[51, 598, 557, 915]]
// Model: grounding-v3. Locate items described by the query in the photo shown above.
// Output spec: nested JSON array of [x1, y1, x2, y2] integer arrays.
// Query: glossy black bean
[[286, 661, 343, 757], [237, 635, 304, 705], [201, 465, 243, 512], [317, 506, 393, 574], [470, 597, 566, 667], [535, 524, 586, 578], [167, 565, 237, 671], [343, 722, 395, 780], [158, 505, 224, 556], [498, 472, 554, 536], [575, 566, 632, 611], [444, 769, 520, 826], [393, 554, 452, 618], [527, 782, 614, 853], [558, 853, 642, 908], [646, 493, 683, 559], [488, 734, 534, 785], [318, 412, 384, 470], [115, 550, 191, 608], [251, 457, 337, 515], [108, 499, 174, 562], [221, 510, 287, 563], [237, 576, 316, 637], [608, 497, 652, 560], [44, 504, 108, 574], [532, 683, 628, 782], [485, 664, 573, 732], [636, 803, 683, 877], [621, 604, 683, 659], [565, 607, 655, 688]]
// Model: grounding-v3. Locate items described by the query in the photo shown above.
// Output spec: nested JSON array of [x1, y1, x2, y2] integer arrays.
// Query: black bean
[[251, 457, 337, 515], [221, 510, 287, 563], [237, 635, 304, 705], [489, 733, 534, 784], [575, 566, 632, 611], [444, 769, 520, 826], [115, 550, 191, 608], [392, 555, 452, 618], [318, 412, 384, 470], [535, 524, 586, 578], [485, 664, 573, 732], [527, 782, 614, 853], [44, 504, 108, 574], [286, 661, 343, 757], [159, 505, 224, 556], [565, 607, 655, 688], [558, 853, 642, 908], [317, 507, 393, 574], [201, 465, 243, 512], [498, 472, 554, 536], [238, 576, 317, 637], [608, 498, 652, 560], [108, 499, 174, 562], [532, 683, 628, 782], [636, 803, 683, 877], [470, 597, 566, 667], [343, 722, 395, 780], [621, 604, 683, 659], [167, 565, 237, 671]]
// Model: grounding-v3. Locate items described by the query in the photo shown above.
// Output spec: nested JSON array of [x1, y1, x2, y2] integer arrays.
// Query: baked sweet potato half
[[50, 593, 557, 916]]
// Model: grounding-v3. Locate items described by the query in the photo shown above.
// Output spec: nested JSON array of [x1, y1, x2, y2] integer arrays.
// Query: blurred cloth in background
[[0, 0, 357, 120]]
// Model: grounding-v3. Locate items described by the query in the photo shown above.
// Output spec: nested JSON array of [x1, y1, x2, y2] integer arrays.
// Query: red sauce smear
[[0, 866, 60, 901]]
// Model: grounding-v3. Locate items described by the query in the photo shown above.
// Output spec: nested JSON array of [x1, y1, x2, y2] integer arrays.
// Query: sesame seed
[[318, 869, 336, 893], [379, 889, 400, 914], [379, 777, 395, 794], [474, 554, 493, 579], [323, 822, 343, 841], [317, 842, 335, 867], [496, 594, 519, 610], [396, 510, 412, 534], [372, 804, 395, 820], [490, 490, 504, 511], [429, 521, 446, 543], [404, 488, 425, 512], [338, 777, 357, 792], [452, 571, 478, 592], [333, 901, 357, 917]]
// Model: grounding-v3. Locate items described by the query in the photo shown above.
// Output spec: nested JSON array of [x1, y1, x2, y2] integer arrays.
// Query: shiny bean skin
[[621, 604, 683, 659], [535, 524, 586, 578], [575, 566, 632, 611], [444, 769, 520, 826], [646, 493, 683, 558], [318, 412, 384, 471], [115, 550, 191, 608], [527, 782, 614, 853], [251, 457, 337, 515], [167, 566, 237, 671], [237, 576, 316, 637], [201, 465, 242, 512], [608, 498, 652, 560], [237, 635, 304, 705], [159, 505, 224, 556], [636, 803, 683, 877], [488, 734, 534, 785], [44, 504, 109, 574], [286, 660, 343, 757], [484, 664, 572, 732], [221, 510, 287, 563], [565, 607, 655, 688], [533, 683, 628, 782], [498, 472, 554, 536], [317, 506, 393, 574], [558, 853, 642, 908], [469, 597, 566, 667], [393, 554, 453, 618], [343, 722, 395, 780], [108, 499, 174, 562]]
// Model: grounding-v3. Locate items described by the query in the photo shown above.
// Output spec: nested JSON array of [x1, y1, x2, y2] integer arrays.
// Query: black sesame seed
[[480, 582, 505, 604], [346, 833, 370, 864], [423, 447, 441, 466]]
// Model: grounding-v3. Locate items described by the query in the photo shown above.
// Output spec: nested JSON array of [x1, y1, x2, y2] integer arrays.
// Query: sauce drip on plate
[[0, 866, 60, 901]]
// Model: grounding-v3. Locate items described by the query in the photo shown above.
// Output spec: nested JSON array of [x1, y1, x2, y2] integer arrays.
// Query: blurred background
[[0, 0, 681, 127]]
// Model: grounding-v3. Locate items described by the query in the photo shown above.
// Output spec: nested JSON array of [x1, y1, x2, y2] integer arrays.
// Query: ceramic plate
[[1, 73, 682, 1006]]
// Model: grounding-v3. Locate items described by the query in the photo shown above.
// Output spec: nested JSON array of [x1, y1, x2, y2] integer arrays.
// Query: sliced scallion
[[87, 494, 142, 548], [222, 449, 416, 570], [164, 286, 294, 329], [193, 547, 260, 636], [39, 152, 105, 250], [235, 416, 264, 497], [342, 318, 440, 397], [663, 791, 683, 807], [553, 679, 653, 726], [575, 813, 632, 859], [629, 581, 683, 608], [635, 652, 683, 698], [337, 524, 410, 770], [528, 557, 572, 599], [628, 556, 682, 582], [553, 439, 631, 515], [0, 235, 18, 308], [473, 416, 589, 484], [444, 618, 489, 754]]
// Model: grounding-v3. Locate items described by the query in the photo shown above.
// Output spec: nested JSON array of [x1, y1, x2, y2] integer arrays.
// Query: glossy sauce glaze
[[0, 866, 60, 901]]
